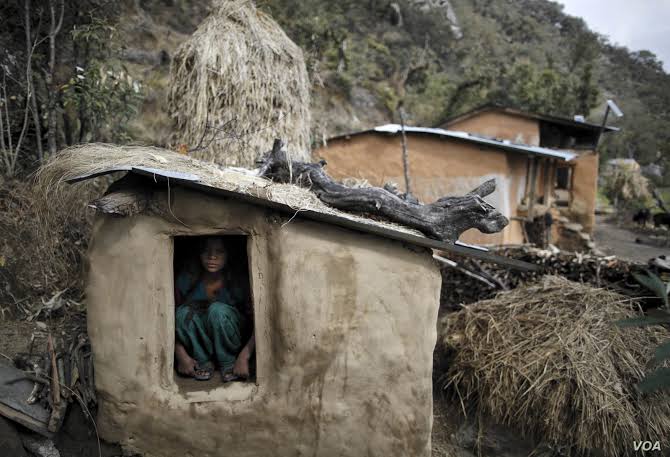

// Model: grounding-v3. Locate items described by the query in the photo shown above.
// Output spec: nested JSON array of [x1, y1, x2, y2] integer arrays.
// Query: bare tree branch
[[1, 70, 13, 158], [25, 0, 44, 161], [0, 86, 7, 169], [46, 0, 65, 155]]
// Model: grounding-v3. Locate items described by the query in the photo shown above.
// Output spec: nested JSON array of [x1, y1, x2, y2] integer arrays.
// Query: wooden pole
[[527, 157, 538, 220], [398, 106, 412, 197], [543, 159, 552, 206]]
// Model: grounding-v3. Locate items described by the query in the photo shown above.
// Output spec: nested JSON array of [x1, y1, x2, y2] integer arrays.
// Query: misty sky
[[559, 0, 670, 72]]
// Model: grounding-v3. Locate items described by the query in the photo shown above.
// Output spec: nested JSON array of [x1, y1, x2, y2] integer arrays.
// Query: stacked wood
[[438, 246, 657, 313]]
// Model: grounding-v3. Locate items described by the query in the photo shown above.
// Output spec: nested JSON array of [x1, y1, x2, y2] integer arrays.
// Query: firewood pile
[[438, 245, 662, 313]]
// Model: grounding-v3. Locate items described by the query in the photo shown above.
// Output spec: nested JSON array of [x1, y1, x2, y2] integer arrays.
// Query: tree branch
[[258, 142, 509, 242], [25, 0, 44, 161], [46, 0, 65, 155]]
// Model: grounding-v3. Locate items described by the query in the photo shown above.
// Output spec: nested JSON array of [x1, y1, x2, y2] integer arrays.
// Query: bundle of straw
[[440, 275, 670, 456], [168, 0, 311, 168]]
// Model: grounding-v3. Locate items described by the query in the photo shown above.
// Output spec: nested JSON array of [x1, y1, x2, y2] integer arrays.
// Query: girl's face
[[200, 238, 226, 273]]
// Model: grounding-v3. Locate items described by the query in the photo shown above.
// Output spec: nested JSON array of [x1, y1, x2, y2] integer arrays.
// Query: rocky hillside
[[122, 0, 670, 183]]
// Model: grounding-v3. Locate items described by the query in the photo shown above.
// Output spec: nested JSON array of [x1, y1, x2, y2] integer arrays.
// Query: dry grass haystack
[[168, 0, 311, 168], [439, 276, 670, 456], [601, 160, 651, 206], [0, 178, 97, 311]]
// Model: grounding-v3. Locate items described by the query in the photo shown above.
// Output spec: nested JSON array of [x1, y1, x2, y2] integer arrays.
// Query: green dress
[[175, 271, 251, 370]]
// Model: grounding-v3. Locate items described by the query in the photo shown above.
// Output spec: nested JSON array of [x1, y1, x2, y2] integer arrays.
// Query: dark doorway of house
[[172, 235, 255, 391], [555, 166, 572, 206]]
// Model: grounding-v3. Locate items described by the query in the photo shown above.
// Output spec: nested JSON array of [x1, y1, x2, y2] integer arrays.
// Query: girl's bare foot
[[175, 342, 196, 376], [233, 353, 250, 379]]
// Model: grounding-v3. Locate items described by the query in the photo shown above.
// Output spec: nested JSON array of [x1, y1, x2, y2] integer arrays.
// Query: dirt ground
[[431, 390, 544, 457], [0, 311, 532, 457], [593, 214, 670, 264], [0, 313, 128, 457]]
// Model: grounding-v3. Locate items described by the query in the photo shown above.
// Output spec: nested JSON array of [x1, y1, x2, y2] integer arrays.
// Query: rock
[[650, 255, 670, 271], [641, 163, 663, 178], [388, 3, 402, 26], [120, 48, 163, 66], [563, 222, 583, 233], [411, 0, 463, 38], [0, 416, 28, 457], [21, 434, 60, 457]]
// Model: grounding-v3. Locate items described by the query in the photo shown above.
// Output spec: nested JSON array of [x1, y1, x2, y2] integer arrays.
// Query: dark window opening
[[555, 167, 571, 190], [539, 121, 598, 150], [554, 166, 572, 206], [173, 235, 255, 391]]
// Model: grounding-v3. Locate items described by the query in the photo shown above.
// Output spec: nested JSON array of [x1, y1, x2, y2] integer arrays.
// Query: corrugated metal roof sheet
[[373, 124, 578, 161], [67, 165, 538, 271]]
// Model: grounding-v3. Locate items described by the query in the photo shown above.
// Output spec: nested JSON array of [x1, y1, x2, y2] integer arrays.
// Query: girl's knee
[[207, 302, 240, 326]]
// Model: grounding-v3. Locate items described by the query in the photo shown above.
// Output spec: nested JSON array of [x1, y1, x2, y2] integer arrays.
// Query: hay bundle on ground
[[439, 276, 670, 456], [168, 0, 311, 168]]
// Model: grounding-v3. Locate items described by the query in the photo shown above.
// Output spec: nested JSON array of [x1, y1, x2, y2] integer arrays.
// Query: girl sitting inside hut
[[174, 236, 254, 382]]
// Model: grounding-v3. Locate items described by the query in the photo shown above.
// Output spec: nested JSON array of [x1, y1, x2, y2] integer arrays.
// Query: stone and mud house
[[314, 105, 618, 246], [53, 142, 516, 457]]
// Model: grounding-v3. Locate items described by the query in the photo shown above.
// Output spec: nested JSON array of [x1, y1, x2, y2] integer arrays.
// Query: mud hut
[[168, 0, 311, 168], [37, 144, 458, 457]]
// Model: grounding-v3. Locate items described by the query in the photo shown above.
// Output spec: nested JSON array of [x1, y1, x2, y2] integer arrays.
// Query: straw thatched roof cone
[[439, 276, 670, 456], [168, 0, 311, 168]]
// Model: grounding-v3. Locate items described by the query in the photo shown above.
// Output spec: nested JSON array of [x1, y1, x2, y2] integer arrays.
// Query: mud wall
[[569, 152, 598, 233], [443, 110, 541, 146], [314, 133, 527, 245], [86, 186, 441, 457]]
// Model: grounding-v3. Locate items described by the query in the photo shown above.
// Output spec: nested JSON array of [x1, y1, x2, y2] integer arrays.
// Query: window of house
[[172, 235, 255, 392]]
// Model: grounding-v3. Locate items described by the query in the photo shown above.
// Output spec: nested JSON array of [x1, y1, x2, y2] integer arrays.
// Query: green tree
[[60, 17, 142, 143]]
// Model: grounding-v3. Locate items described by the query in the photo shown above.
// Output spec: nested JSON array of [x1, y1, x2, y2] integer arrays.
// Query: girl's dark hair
[[198, 236, 225, 252], [180, 236, 245, 278]]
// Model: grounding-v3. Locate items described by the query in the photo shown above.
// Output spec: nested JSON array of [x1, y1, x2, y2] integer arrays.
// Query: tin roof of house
[[375, 124, 578, 161], [327, 124, 578, 161], [437, 103, 620, 133], [44, 144, 537, 271]]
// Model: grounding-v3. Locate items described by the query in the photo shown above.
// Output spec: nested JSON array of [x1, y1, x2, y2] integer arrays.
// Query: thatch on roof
[[35, 143, 422, 238], [439, 275, 670, 456], [167, 0, 311, 168]]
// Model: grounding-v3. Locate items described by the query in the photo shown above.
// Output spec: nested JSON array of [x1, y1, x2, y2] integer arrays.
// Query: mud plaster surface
[[444, 110, 541, 147], [86, 187, 441, 457]]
